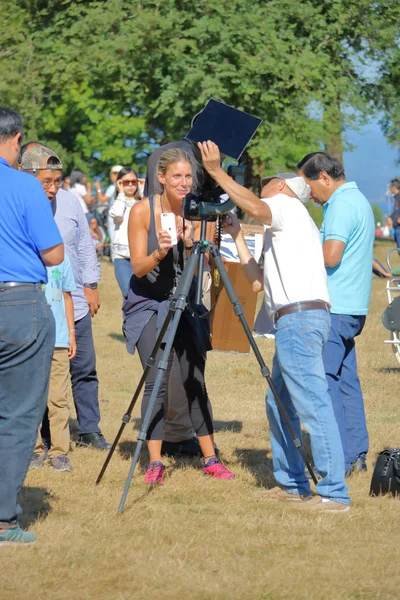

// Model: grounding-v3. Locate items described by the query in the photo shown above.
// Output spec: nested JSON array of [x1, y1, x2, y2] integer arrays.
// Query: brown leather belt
[[274, 300, 330, 323]]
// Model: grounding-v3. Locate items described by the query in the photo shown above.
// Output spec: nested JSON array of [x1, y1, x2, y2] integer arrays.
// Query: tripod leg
[[96, 302, 177, 485], [118, 247, 201, 513], [210, 247, 318, 485]]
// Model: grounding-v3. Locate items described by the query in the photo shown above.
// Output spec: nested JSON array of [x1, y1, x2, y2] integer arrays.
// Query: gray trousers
[[164, 272, 212, 442], [164, 353, 194, 441]]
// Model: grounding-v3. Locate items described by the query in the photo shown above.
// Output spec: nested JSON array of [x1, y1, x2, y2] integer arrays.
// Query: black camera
[[183, 188, 227, 221], [183, 165, 246, 222]]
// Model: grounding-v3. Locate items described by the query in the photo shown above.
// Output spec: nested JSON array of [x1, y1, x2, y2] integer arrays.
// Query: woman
[[109, 166, 141, 296], [62, 176, 70, 191], [69, 169, 93, 219], [123, 148, 234, 485], [88, 216, 106, 259]]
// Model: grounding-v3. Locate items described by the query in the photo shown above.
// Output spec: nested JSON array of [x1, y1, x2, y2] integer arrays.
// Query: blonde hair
[[157, 148, 192, 176]]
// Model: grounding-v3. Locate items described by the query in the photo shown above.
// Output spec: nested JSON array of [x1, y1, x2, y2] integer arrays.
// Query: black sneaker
[[345, 454, 367, 478], [75, 432, 111, 451]]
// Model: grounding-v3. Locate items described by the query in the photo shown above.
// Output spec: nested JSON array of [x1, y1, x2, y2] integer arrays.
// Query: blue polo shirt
[[320, 182, 374, 315], [0, 157, 62, 283]]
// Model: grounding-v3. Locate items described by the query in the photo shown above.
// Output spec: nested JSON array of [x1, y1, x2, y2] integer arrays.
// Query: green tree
[[1, 0, 399, 179], [372, 203, 384, 225], [305, 202, 323, 229]]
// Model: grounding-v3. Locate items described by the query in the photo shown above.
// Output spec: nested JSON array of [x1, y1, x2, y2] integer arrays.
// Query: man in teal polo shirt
[[298, 152, 374, 477]]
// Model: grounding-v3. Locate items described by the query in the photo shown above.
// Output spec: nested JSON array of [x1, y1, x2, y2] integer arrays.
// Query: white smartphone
[[161, 212, 177, 246]]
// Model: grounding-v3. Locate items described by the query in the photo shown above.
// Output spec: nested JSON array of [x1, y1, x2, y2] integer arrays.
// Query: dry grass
[[1, 239, 400, 600]]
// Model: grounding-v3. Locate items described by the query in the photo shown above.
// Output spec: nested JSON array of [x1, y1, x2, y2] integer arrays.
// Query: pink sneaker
[[144, 461, 165, 485], [203, 458, 235, 480]]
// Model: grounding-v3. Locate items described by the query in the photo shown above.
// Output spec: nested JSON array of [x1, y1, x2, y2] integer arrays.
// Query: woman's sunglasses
[[121, 179, 138, 187]]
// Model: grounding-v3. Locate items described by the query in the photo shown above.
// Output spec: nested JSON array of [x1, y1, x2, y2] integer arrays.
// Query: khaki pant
[[34, 348, 70, 458]]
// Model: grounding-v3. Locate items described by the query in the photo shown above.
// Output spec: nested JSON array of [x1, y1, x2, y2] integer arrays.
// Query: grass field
[[1, 239, 400, 600]]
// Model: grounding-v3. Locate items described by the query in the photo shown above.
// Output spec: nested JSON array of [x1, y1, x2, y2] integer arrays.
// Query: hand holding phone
[[161, 213, 177, 246]]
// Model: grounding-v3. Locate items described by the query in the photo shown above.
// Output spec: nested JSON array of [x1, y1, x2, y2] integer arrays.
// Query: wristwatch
[[84, 282, 98, 289]]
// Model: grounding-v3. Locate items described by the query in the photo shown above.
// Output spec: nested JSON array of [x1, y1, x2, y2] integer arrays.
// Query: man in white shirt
[[199, 140, 350, 512]]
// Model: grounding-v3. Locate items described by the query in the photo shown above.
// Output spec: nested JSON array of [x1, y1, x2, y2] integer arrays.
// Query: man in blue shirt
[[20, 142, 110, 451], [389, 178, 400, 248], [0, 107, 64, 546], [298, 152, 374, 477]]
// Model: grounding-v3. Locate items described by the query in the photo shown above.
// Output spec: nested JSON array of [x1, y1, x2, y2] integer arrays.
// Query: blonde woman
[[123, 148, 234, 485]]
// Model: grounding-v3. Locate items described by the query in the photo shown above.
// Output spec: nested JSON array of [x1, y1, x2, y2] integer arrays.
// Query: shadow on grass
[[18, 486, 53, 529], [132, 417, 141, 430], [214, 420, 243, 433], [108, 332, 125, 343], [118, 440, 149, 469], [118, 438, 202, 480], [235, 448, 275, 488], [377, 367, 400, 374], [122, 486, 157, 510], [131, 418, 243, 434]]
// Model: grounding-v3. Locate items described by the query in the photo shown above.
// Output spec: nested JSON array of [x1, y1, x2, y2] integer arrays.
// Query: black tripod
[[96, 219, 317, 513]]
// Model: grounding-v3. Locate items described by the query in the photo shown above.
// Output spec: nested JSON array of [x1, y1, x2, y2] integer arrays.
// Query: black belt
[[274, 300, 330, 323], [0, 282, 41, 290]]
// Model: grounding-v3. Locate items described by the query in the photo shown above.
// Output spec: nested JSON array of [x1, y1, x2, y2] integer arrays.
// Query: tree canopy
[[1, 0, 399, 182]]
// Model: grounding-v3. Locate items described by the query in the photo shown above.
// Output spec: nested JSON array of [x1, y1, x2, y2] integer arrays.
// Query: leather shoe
[[161, 437, 220, 458], [345, 454, 367, 478], [75, 432, 111, 451]]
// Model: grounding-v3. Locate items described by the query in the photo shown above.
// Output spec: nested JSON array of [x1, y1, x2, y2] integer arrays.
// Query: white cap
[[261, 172, 310, 205], [111, 165, 124, 174]]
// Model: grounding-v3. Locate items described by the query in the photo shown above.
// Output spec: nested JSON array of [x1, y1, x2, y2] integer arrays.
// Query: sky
[[343, 121, 399, 216]]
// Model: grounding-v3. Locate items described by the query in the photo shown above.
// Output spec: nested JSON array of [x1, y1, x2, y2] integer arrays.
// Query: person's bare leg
[[198, 434, 216, 460], [147, 440, 163, 463]]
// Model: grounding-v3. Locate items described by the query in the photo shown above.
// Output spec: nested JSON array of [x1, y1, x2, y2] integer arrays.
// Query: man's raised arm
[[198, 141, 272, 226]]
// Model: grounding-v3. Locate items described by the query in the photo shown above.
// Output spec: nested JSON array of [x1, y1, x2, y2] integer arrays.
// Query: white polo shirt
[[262, 193, 330, 319]]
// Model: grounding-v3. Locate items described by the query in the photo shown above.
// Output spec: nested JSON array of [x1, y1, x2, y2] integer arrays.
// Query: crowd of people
[[1, 103, 399, 546]]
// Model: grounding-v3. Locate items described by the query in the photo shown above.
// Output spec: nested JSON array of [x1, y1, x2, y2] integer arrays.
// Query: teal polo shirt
[[320, 182, 374, 315]]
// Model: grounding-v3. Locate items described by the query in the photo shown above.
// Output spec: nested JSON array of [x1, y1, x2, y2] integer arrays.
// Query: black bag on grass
[[370, 448, 400, 497]]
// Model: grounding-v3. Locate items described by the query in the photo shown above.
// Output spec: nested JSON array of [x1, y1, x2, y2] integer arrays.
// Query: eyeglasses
[[42, 178, 63, 190], [121, 179, 138, 187]]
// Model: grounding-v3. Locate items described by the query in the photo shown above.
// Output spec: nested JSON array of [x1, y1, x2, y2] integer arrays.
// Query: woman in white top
[[109, 166, 141, 296], [69, 170, 93, 219]]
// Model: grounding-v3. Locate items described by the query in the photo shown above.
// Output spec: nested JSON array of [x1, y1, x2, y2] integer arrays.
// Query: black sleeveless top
[[122, 196, 211, 357], [131, 195, 184, 302]]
